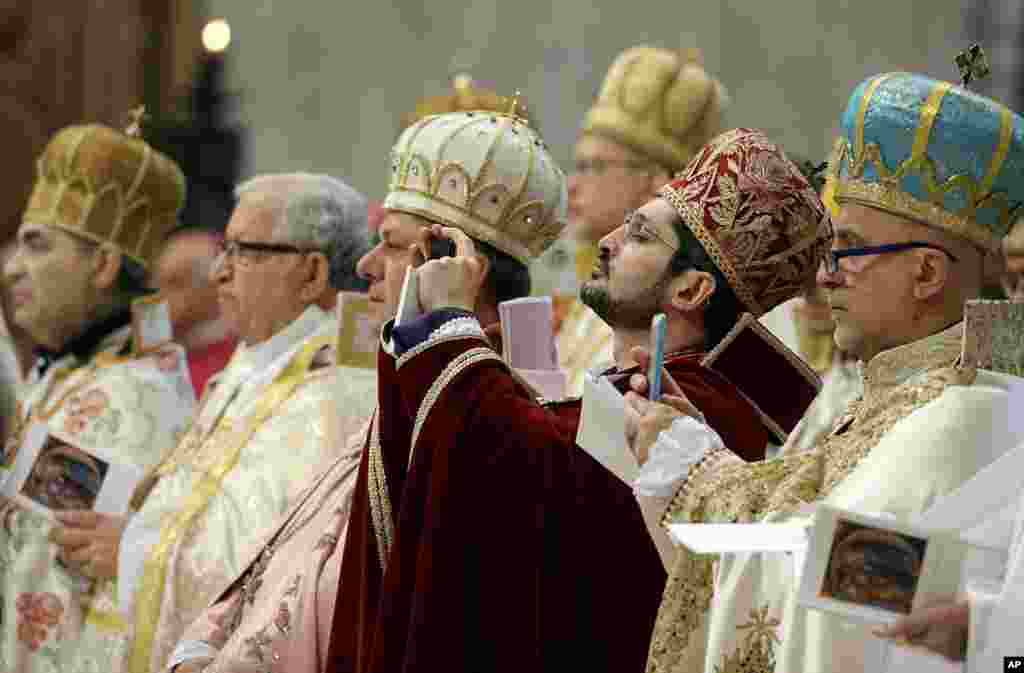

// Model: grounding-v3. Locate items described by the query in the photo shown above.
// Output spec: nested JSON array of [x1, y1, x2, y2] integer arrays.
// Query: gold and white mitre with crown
[[384, 106, 568, 266]]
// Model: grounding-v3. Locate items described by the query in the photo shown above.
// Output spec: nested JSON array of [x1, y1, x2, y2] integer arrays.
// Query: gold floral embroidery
[[649, 326, 968, 673], [714, 606, 780, 673]]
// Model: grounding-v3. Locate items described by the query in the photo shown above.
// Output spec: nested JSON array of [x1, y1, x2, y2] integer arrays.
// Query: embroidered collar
[[34, 309, 132, 375], [862, 321, 963, 399]]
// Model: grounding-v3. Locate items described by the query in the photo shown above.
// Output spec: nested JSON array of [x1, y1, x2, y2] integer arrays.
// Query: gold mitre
[[22, 121, 186, 269], [385, 105, 568, 265], [582, 46, 728, 173], [401, 74, 536, 131]]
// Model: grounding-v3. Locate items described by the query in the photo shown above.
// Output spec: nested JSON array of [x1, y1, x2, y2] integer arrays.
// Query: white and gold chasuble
[[647, 324, 1024, 673], [120, 305, 376, 673], [0, 326, 195, 673]]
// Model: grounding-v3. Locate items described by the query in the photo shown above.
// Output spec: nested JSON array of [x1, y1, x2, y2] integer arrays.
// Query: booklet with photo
[[336, 291, 378, 369], [131, 295, 174, 355], [1, 423, 145, 520], [797, 505, 966, 625]]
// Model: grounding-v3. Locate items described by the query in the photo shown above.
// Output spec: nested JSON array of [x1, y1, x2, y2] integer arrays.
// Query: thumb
[[54, 509, 100, 528]]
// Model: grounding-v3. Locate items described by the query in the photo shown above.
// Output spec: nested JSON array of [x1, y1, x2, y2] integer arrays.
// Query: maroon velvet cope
[[327, 337, 767, 673]]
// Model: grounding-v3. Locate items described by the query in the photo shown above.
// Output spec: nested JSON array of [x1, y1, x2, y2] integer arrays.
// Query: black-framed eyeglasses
[[217, 239, 316, 263], [826, 241, 959, 274]]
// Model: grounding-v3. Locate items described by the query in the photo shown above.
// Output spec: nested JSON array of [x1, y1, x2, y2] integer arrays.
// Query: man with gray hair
[[50, 172, 377, 673]]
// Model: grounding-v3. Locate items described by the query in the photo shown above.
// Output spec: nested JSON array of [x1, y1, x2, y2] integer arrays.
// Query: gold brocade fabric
[[647, 324, 969, 673], [0, 331, 195, 673]]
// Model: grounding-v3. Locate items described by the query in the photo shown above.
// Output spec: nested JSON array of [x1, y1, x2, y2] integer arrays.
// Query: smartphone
[[648, 313, 668, 401], [429, 236, 457, 260]]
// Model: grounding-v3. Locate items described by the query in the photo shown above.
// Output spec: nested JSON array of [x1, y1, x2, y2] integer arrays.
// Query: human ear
[[668, 269, 716, 313], [299, 252, 330, 302], [92, 245, 123, 292], [912, 249, 949, 301]]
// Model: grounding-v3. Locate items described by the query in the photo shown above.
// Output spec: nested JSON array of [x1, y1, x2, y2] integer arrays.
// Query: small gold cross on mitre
[[955, 44, 991, 88], [124, 105, 149, 138]]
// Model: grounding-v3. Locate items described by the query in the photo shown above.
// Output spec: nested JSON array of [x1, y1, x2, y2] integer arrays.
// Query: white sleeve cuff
[[633, 414, 722, 498], [166, 639, 218, 671]]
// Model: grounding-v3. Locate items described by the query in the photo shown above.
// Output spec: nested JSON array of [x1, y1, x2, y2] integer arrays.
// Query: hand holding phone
[[647, 313, 667, 401]]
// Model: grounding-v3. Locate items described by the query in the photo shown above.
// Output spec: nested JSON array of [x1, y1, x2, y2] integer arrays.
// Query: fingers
[[48, 526, 92, 549], [661, 394, 699, 418], [873, 600, 968, 638], [54, 509, 102, 528], [630, 346, 651, 371], [434, 225, 477, 260], [629, 373, 648, 395]]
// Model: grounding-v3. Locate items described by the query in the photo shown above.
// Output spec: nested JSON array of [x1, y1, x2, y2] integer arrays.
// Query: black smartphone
[[429, 236, 457, 260]]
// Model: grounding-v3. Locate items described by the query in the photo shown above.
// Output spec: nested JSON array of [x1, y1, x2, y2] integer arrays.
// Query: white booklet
[[575, 372, 637, 485], [1, 423, 144, 520]]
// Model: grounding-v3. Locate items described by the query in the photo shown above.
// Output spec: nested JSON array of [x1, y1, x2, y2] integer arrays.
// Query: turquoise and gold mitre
[[828, 72, 1024, 250]]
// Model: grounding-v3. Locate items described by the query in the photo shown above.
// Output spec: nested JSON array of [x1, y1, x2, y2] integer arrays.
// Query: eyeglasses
[[573, 158, 654, 177], [624, 211, 678, 251], [217, 239, 316, 266], [825, 241, 959, 274]]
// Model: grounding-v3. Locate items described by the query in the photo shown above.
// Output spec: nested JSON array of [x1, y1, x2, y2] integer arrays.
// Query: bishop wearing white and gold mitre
[[49, 173, 378, 673], [559, 46, 728, 396], [0, 122, 196, 673]]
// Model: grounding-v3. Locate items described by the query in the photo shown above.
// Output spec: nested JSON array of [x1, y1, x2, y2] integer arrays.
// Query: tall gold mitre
[[22, 118, 186, 269], [386, 102, 568, 265], [582, 46, 728, 173]]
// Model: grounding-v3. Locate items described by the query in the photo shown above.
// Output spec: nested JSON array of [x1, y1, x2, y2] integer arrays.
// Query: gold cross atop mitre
[[124, 105, 148, 138], [955, 44, 991, 88], [504, 89, 530, 123]]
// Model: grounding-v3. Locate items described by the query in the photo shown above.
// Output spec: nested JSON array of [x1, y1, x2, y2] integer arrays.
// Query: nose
[[567, 172, 581, 198], [816, 258, 843, 289], [598, 225, 624, 257], [4, 246, 24, 283], [212, 251, 231, 284], [356, 244, 382, 282]]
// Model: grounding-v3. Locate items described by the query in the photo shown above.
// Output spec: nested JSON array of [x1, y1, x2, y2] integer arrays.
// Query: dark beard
[[580, 274, 668, 330]]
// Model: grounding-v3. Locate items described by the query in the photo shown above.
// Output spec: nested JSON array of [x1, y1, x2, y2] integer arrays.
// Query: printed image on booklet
[[819, 518, 927, 615], [1, 423, 144, 519], [798, 505, 965, 625], [21, 439, 110, 512]]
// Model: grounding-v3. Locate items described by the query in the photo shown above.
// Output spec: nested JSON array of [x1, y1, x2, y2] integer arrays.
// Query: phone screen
[[429, 237, 457, 260]]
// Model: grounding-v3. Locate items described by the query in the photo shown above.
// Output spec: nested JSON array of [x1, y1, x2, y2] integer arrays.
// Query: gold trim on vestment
[[127, 334, 333, 673], [367, 345, 505, 570]]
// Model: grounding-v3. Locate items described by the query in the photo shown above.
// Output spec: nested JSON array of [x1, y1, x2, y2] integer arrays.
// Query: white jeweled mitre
[[385, 108, 568, 265]]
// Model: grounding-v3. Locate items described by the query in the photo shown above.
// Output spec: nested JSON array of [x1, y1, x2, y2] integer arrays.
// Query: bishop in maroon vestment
[[326, 113, 822, 673]]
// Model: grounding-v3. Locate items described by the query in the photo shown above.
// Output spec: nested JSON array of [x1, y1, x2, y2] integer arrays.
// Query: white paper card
[[132, 297, 173, 353], [394, 267, 422, 327], [576, 373, 637, 485], [668, 522, 810, 554], [516, 368, 567, 400]]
